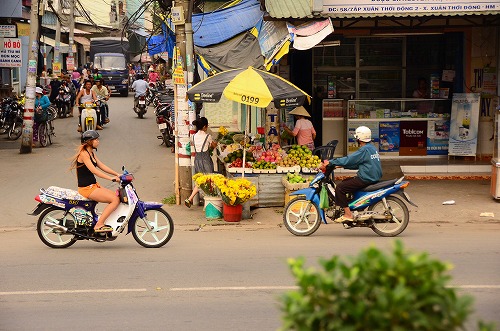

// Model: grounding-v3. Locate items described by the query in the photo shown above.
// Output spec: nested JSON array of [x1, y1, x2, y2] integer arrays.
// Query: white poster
[[448, 93, 481, 156], [0, 38, 22, 67]]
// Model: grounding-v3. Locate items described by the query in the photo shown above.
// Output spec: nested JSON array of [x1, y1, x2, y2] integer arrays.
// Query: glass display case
[[347, 99, 451, 156], [322, 99, 346, 156]]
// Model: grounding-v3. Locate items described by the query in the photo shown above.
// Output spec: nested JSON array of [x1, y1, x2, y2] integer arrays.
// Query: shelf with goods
[[346, 99, 451, 157]]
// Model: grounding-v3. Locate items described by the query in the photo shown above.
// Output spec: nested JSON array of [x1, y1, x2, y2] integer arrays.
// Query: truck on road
[[90, 37, 130, 97]]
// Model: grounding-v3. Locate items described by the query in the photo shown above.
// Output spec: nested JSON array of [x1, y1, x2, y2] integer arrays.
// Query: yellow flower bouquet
[[193, 173, 225, 197], [214, 177, 257, 206]]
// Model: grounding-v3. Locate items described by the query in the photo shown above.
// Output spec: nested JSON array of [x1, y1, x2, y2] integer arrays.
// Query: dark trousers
[[335, 176, 370, 208]]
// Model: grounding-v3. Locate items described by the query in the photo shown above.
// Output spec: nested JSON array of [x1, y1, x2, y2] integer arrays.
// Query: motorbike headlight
[[122, 79, 128, 84]]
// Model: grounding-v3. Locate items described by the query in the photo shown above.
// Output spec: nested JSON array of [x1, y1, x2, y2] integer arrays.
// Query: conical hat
[[289, 106, 311, 117]]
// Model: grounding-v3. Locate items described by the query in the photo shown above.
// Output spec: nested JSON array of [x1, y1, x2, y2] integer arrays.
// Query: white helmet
[[354, 126, 372, 142]]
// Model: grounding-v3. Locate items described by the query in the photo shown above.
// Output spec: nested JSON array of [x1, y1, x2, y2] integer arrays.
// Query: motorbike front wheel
[[368, 195, 410, 237], [8, 120, 22, 140], [132, 208, 174, 248], [37, 207, 77, 248], [283, 197, 321, 236]]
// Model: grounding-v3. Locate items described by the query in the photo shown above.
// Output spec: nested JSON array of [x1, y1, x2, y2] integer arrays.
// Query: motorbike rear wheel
[[283, 197, 321, 236], [132, 208, 174, 248], [368, 195, 409, 237], [38, 122, 48, 147], [37, 207, 77, 248]]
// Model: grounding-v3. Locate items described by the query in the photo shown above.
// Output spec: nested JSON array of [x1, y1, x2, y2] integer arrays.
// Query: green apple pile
[[252, 160, 277, 170], [278, 145, 321, 168], [285, 172, 307, 183]]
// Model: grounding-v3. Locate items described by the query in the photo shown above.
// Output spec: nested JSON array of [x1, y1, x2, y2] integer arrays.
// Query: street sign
[[0, 38, 22, 67], [0, 25, 17, 38]]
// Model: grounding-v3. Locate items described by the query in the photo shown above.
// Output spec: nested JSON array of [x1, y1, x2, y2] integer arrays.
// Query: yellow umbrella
[[187, 66, 311, 108]]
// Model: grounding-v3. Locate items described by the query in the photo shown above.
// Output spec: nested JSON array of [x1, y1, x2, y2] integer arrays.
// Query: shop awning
[[265, 0, 500, 19], [40, 36, 69, 48], [73, 36, 90, 52]]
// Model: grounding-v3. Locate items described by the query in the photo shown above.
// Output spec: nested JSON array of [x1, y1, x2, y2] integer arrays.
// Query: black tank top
[[77, 150, 97, 187]]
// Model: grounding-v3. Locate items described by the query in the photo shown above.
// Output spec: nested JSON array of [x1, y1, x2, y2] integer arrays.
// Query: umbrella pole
[[242, 107, 251, 178]]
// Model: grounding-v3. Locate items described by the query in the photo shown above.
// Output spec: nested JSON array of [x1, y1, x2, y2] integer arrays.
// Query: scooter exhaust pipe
[[45, 220, 68, 232]]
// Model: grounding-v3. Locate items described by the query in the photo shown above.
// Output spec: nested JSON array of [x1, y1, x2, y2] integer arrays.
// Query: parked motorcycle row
[[134, 81, 175, 149], [0, 95, 25, 140]]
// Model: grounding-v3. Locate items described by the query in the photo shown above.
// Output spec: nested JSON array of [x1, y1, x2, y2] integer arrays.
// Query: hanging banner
[[448, 93, 481, 156], [52, 62, 62, 75]]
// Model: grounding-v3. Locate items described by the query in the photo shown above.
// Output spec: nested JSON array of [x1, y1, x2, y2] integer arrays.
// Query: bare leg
[[187, 186, 199, 203], [88, 187, 120, 229], [343, 207, 353, 219]]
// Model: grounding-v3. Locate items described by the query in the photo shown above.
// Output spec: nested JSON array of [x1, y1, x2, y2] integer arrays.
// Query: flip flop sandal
[[334, 216, 353, 223], [184, 199, 192, 208], [94, 225, 113, 233]]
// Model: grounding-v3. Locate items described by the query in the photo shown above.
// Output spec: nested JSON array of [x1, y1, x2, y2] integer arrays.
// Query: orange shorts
[[78, 183, 101, 198]]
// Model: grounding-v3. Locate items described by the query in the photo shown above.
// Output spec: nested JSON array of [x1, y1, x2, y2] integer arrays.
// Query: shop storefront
[[266, 0, 500, 161]]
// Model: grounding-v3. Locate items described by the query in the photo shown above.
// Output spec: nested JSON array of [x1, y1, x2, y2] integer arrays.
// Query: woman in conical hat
[[282, 106, 316, 150]]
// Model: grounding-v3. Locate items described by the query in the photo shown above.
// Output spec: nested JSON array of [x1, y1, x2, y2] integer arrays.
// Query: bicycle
[[38, 106, 56, 147]]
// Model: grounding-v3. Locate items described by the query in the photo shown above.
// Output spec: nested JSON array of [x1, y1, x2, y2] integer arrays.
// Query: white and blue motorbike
[[30, 168, 174, 248], [283, 166, 417, 237]]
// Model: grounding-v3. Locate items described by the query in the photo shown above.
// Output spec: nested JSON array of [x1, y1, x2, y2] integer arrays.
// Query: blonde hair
[[69, 143, 92, 171]]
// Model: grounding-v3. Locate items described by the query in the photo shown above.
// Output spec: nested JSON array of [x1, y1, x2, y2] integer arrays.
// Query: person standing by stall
[[184, 117, 218, 208], [412, 77, 429, 98], [282, 106, 317, 150]]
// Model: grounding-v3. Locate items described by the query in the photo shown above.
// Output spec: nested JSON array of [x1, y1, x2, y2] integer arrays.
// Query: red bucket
[[223, 203, 243, 222]]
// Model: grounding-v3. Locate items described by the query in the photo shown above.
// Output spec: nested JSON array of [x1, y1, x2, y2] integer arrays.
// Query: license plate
[[158, 123, 167, 130], [139, 100, 146, 104], [109, 86, 115, 90]]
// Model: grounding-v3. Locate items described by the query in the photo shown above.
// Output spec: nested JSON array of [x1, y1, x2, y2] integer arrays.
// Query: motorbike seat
[[42, 186, 91, 201], [361, 178, 399, 192]]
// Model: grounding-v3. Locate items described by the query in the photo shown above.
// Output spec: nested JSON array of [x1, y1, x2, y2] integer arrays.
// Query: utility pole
[[54, 0, 61, 72], [173, 0, 195, 204], [68, 0, 75, 70], [20, 0, 40, 153]]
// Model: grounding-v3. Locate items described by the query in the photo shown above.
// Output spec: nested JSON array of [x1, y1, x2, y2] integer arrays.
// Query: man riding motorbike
[[91, 78, 110, 125], [131, 73, 148, 111]]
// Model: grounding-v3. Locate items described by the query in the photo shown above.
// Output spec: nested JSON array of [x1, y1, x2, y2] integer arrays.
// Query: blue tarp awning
[[192, 0, 262, 47]]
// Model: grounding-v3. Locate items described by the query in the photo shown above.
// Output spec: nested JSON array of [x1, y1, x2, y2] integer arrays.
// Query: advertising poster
[[399, 121, 427, 156], [379, 121, 400, 154], [427, 119, 450, 155], [448, 93, 480, 156], [347, 121, 379, 154]]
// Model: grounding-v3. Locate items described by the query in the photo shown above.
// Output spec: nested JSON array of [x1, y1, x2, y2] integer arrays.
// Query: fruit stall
[[216, 130, 322, 207]]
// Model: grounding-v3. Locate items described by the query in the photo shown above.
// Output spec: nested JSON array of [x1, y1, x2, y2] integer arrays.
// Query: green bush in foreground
[[280, 241, 495, 331]]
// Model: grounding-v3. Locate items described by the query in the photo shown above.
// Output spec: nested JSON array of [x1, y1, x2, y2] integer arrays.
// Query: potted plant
[[213, 177, 257, 222], [192, 173, 225, 219]]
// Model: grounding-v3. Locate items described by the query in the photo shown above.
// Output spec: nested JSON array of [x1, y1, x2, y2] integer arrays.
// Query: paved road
[[1, 223, 499, 330]]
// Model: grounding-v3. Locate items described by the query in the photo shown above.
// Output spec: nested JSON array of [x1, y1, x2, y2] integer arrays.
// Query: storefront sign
[[427, 119, 450, 155], [322, 0, 500, 16], [448, 93, 480, 157], [16, 23, 30, 37], [52, 62, 61, 75], [379, 121, 399, 154], [265, 105, 279, 147], [0, 25, 16, 37], [399, 121, 427, 156], [0, 38, 22, 67], [66, 56, 75, 70]]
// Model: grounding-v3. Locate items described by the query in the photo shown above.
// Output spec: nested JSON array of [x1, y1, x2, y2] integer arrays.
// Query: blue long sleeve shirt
[[35, 95, 51, 111], [329, 143, 382, 183]]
